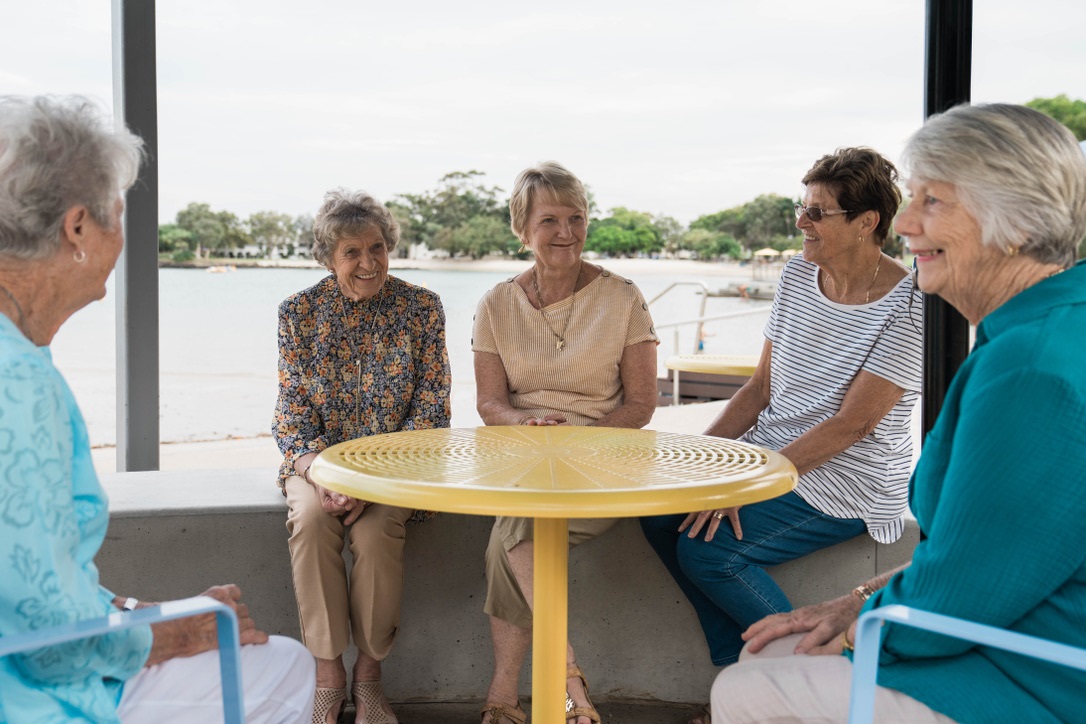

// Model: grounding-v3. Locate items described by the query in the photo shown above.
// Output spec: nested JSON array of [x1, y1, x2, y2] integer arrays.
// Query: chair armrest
[[0, 595, 245, 724], [848, 604, 1086, 724]]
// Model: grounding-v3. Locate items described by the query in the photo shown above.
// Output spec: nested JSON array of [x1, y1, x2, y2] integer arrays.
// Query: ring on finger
[[712, 511, 725, 520]]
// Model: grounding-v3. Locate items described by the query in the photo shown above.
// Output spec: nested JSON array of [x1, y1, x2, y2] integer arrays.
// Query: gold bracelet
[[852, 583, 875, 602], [841, 629, 854, 653]]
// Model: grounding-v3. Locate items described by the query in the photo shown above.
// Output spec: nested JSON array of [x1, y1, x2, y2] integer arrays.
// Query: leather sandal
[[565, 664, 601, 723], [481, 700, 527, 724], [351, 679, 398, 724], [312, 686, 347, 724]]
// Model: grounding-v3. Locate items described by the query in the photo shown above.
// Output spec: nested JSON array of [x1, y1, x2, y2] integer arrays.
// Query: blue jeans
[[640, 492, 865, 665]]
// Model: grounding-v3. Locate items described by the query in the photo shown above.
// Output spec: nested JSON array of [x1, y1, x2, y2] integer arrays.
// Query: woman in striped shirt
[[642, 148, 923, 708]]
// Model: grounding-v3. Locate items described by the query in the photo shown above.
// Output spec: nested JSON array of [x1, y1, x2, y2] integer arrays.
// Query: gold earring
[[1007, 245, 1020, 257], [859, 236, 865, 244]]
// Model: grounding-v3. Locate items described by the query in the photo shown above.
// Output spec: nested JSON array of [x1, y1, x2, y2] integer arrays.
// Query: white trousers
[[117, 635, 315, 723], [710, 634, 957, 723]]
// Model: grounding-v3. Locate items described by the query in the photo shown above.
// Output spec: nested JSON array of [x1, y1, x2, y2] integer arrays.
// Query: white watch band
[[122, 597, 139, 611]]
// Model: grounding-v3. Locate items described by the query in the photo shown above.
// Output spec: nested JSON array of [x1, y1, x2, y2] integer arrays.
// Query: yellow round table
[[665, 353, 760, 406], [311, 426, 797, 721]]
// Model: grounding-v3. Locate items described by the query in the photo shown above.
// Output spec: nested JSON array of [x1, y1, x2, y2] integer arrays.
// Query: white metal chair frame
[[0, 595, 245, 723], [849, 603, 1086, 723]]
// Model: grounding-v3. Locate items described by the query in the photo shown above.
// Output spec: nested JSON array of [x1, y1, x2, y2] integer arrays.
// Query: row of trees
[[158, 204, 314, 262], [159, 179, 803, 263], [160, 95, 1084, 262]]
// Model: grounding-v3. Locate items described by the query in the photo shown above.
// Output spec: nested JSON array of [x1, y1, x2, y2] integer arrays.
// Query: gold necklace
[[338, 292, 385, 430], [865, 254, 883, 304], [531, 263, 582, 351], [0, 282, 29, 338]]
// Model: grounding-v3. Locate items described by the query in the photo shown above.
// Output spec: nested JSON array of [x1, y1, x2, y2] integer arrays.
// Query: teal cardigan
[[864, 260, 1086, 723]]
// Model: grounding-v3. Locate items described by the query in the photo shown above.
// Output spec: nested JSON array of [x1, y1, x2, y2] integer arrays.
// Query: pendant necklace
[[531, 262, 582, 351], [865, 254, 883, 304], [339, 292, 385, 430]]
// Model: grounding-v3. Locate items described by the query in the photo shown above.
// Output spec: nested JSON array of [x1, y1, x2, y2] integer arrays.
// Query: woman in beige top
[[472, 161, 659, 724]]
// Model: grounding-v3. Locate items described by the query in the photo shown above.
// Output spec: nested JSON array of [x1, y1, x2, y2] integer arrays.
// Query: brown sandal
[[312, 686, 346, 724], [351, 679, 398, 724], [481, 700, 527, 724], [565, 665, 601, 723]]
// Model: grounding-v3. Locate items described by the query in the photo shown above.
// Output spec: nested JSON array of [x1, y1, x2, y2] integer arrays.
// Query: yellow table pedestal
[[311, 426, 797, 718], [533, 517, 569, 722]]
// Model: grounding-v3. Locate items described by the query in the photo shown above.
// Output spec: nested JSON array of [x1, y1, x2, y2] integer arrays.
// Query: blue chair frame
[[0, 595, 245, 723], [849, 604, 1086, 723]]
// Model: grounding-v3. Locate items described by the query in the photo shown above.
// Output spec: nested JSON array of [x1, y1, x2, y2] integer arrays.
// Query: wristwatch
[[122, 597, 139, 611]]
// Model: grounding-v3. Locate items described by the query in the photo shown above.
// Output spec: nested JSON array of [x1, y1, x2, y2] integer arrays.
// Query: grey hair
[[311, 188, 400, 267], [509, 161, 589, 241], [901, 103, 1086, 267], [0, 95, 144, 261]]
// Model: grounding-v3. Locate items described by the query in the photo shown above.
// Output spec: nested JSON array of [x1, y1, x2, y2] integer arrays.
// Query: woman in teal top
[[0, 96, 314, 722], [708, 104, 1086, 723]]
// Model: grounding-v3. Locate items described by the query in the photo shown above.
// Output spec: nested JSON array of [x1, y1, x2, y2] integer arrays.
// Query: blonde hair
[[508, 161, 589, 241]]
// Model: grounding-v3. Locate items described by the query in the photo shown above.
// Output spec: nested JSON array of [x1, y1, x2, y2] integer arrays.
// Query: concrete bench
[[97, 468, 917, 704]]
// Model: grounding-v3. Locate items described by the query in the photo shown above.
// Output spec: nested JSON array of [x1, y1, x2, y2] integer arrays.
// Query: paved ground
[[343, 700, 704, 723]]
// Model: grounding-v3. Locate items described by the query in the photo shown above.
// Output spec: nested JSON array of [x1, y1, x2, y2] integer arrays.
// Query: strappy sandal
[[351, 680, 398, 724], [480, 701, 527, 724], [565, 664, 601, 723], [312, 686, 347, 724]]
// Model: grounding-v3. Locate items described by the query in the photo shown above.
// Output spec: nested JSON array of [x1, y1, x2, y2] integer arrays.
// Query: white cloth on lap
[[117, 635, 314, 723]]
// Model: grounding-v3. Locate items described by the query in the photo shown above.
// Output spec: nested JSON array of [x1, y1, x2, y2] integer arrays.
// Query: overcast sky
[[3, 0, 1083, 225]]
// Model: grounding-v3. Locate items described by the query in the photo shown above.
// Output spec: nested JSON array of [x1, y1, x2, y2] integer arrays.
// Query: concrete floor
[[342, 700, 704, 723]]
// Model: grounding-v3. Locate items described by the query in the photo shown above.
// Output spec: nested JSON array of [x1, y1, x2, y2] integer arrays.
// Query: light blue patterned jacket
[[0, 314, 151, 723]]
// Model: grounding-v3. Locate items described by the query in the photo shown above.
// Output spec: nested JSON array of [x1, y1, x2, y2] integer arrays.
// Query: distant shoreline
[[159, 255, 776, 280]]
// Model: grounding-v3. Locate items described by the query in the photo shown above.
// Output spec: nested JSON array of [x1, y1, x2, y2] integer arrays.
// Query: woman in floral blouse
[[273, 188, 451, 724]]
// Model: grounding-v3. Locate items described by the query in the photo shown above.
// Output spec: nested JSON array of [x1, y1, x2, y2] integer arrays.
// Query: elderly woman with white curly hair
[[0, 95, 314, 723], [273, 189, 452, 724], [710, 103, 1086, 724]]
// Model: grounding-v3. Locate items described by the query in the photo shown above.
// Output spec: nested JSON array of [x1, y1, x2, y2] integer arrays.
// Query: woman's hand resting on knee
[[144, 584, 269, 666], [741, 592, 865, 656], [679, 507, 743, 541]]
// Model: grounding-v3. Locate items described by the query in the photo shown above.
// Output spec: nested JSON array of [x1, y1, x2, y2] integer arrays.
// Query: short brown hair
[[802, 147, 901, 245]]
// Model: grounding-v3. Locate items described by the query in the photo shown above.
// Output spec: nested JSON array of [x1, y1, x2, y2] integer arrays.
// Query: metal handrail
[[647, 282, 711, 353], [655, 306, 772, 357]]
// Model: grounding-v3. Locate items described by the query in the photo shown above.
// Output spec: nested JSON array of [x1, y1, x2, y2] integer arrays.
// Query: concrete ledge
[[97, 468, 918, 704]]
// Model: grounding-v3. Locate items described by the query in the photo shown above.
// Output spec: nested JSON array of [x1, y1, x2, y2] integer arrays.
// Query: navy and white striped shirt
[[743, 256, 923, 543]]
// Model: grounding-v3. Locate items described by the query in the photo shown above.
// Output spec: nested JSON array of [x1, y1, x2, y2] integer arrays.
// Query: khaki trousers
[[484, 515, 618, 629], [284, 474, 414, 661], [710, 634, 957, 723]]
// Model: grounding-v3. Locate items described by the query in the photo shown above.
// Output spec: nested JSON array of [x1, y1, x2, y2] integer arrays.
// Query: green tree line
[[160, 181, 805, 263]]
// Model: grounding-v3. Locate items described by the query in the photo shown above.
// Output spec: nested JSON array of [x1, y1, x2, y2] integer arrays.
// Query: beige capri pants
[[710, 634, 956, 723], [484, 515, 619, 629], [285, 474, 415, 661]]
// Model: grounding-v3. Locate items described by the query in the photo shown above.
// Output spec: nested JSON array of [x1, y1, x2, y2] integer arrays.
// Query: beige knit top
[[472, 268, 658, 425]]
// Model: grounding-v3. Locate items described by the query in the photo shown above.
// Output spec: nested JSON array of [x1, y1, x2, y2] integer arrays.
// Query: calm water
[[51, 266, 771, 446]]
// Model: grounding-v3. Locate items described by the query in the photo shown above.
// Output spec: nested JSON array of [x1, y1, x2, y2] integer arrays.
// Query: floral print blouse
[[273, 275, 452, 522]]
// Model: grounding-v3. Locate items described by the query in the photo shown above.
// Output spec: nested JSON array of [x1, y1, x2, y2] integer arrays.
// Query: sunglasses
[[793, 204, 852, 222]]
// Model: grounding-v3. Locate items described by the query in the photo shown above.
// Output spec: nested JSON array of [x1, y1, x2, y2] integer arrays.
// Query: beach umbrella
[[753, 248, 780, 257]]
